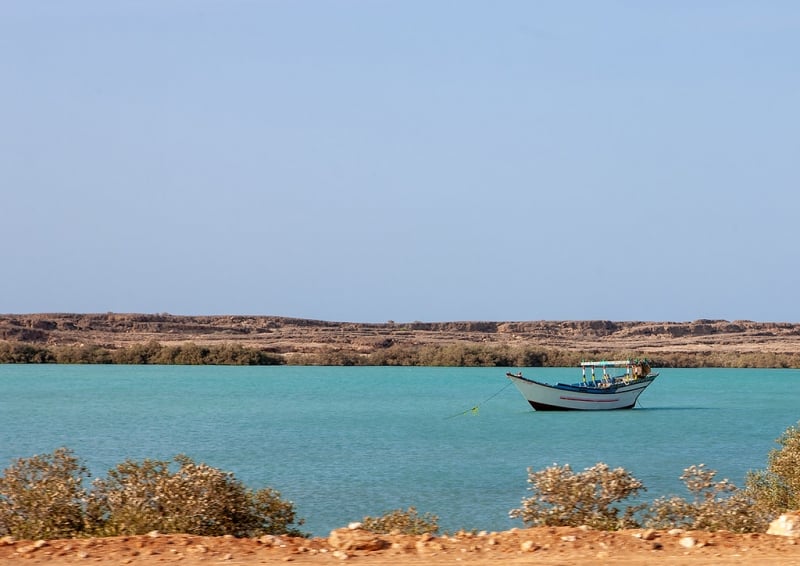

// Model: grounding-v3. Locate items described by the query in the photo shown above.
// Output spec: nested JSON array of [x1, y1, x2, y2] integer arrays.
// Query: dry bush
[[0, 450, 304, 540], [746, 421, 800, 514], [645, 464, 769, 533], [88, 455, 305, 537], [85, 457, 170, 536], [0, 448, 89, 539], [509, 463, 645, 530], [361, 506, 439, 535]]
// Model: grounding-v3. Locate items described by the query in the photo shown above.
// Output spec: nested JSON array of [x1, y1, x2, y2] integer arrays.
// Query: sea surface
[[1, 365, 799, 536]]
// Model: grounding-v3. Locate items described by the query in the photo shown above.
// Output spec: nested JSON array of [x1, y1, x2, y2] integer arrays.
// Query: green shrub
[[645, 464, 768, 533], [361, 506, 439, 535], [0, 342, 55, 363], [0, 450, 304, 540], [746, 421, 800, 514], [509, 463, 645, 530], [85, 457, 170, 536], [88, 455, 305, 537], [0, 448, 89, 539]]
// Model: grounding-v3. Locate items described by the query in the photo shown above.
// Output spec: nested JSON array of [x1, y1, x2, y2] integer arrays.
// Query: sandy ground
[[3, 526, 800, 566]]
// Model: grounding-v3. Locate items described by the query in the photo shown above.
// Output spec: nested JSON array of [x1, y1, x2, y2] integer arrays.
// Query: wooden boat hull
[[506, 373, 658, 411]]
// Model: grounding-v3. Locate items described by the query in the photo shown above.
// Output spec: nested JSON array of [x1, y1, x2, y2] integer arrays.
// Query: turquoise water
[[1, 365, 799, 536]]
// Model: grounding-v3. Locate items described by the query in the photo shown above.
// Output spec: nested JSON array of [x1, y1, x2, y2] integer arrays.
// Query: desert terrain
[[3, 313, 800, 363], [2, 525, 800, 566]]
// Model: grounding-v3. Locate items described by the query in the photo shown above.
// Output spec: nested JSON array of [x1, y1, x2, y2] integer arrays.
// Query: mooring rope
[[445, 380, 513, 419]]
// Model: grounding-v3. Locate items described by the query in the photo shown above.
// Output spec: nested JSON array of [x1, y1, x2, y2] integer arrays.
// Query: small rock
[[328, 528, 387, 551], [332, 550, 349, 560], [561, 535, 576, 542], [679, 536, 696, 548], [146, 530, 160, 538], [767, 512, 800, 538], [641, 529, 657, 541], [15, 544, 35, 555], [0, 535, 16, 546], [391, 541, 412, 552], [651, 542, 663, 550], [668, 528, 685, 536], [520, 540, 539, 552], [347, 522, 363, 530], [258, 535, 278, 547]]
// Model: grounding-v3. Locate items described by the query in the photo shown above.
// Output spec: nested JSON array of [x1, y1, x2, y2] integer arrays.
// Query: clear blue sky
[[2, 2, 798, 322]]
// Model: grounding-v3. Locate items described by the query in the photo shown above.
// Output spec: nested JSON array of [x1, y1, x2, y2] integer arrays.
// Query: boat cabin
[[579, 360, 652, 388]]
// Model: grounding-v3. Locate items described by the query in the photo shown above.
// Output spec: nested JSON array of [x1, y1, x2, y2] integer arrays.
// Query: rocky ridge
[[2, 313, 800, 358]]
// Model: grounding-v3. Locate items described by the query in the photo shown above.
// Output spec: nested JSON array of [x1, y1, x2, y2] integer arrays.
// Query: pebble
[[679, 536, 696, 548], [520, 540, 539, 552]]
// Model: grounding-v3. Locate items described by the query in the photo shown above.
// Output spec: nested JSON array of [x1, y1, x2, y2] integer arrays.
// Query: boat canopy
[[580, 360, 638, 368], [580, 359, 652, 384]]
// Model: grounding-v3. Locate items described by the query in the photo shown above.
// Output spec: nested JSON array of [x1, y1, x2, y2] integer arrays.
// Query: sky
[[2, 1, 799, 323]]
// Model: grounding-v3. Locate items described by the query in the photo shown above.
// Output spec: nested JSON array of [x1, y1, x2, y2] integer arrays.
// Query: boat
[[506, 359, 658, 411]]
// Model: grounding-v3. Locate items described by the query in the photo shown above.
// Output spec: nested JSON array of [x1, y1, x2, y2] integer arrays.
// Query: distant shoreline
[[2, 313, 800, 368]]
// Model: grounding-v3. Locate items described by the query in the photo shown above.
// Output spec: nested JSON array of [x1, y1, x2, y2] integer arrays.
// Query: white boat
[[506, 360, 658, 411]]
